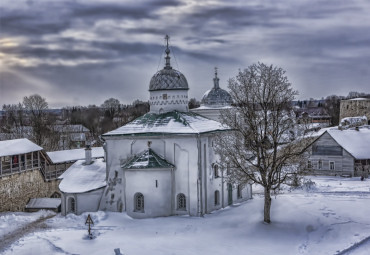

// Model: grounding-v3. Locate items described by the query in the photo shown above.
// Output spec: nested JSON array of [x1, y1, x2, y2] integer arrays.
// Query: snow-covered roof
[[193, 105, 232, 110], [0, 138, 43, 157], [103, 111, 229, 136], [339, 116, 367, 128], [25, 198, 61, 209], [59, 158, 106, 193], [122, 148, 175, 169], [47, 147, 104, 164], [348, 97, 370, 101], [327, 128, 370, 159]]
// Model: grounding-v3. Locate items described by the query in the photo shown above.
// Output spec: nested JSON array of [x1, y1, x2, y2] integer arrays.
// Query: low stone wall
[[0, 169, 60, 212]]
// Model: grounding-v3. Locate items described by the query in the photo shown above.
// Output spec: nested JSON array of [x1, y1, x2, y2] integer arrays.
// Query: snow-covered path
[[0, 212, 55, 253], [2, 176, 370, 255]]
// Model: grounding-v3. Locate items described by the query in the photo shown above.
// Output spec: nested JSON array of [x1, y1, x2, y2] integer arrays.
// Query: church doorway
[[227, 183, 233, 205]]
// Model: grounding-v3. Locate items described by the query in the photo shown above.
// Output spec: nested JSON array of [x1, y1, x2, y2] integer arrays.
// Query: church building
[[59, 36, 252, 218]]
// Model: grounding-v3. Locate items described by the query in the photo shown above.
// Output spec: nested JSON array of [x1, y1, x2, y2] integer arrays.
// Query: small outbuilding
[[59, 148, 106, 215], [25, 198, 61, 213]]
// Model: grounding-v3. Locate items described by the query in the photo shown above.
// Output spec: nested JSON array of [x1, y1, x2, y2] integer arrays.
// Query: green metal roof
[[103, 111, 229, 136], [121, 148, 175, 169]]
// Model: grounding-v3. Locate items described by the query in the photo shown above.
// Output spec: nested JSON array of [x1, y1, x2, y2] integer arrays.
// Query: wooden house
[[305, 127, 370, 177]]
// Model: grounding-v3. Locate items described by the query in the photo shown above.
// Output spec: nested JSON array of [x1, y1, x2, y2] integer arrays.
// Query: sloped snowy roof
[[122, 148, 175, 169], [103, 111, 229, 136], [0, 138, 43, 157], [47, 147, 104, 164], [59, 158, 106, 193], [25, 198, 61, 209], [327, 128, 370, 159]]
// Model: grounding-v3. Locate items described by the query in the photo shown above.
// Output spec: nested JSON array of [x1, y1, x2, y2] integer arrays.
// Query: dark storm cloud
[[70, 0, 184, 19], [1, 0, 369, 107], [0, 12, 71, 36]]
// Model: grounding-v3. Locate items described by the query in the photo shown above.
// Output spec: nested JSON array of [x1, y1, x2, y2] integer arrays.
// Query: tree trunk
[[264, 186, 272, 223]]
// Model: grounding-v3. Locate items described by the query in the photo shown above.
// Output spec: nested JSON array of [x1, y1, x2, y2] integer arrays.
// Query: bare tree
[[324, 95, 341, 126], [23, 94, 49, 146], [214, 63, 307, 223]]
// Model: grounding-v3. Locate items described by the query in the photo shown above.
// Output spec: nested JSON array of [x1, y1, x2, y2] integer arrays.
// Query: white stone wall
[[125, 169, 172, 218], [149, 90, 189, 113], [61, 188, 104, 216]]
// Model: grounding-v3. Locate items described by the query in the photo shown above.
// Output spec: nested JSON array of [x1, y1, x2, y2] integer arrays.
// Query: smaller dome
[[201, 69, 232, 107], [149, 68, 189, 91], [201, 88, 233, 106]]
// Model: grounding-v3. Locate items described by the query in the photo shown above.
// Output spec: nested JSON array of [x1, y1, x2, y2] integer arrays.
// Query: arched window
[[177, 193, 186, 210], [214, 190, 220, 206], [134, 193, 144, 212], [68, 197, 75, 213], [214, 164, 219, 178]]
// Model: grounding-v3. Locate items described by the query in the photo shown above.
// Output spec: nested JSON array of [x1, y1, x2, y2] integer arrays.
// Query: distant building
[[59, 37, 252, 218], [340, 98, 370, 125], [304, 126, 370, 177], [191, 68, 233, 121]]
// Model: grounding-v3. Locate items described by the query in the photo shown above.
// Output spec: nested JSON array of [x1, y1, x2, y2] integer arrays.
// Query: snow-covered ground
[[2, 176, 370, 255]]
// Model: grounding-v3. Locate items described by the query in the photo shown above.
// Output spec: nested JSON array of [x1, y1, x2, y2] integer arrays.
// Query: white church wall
[[76, 189, 104, 215], [173, 142, 190, 215], [150, 90, 189, 113], [61, 188, 104, 216], [125, 169, 172, 218], [100, 138, 131, 212]]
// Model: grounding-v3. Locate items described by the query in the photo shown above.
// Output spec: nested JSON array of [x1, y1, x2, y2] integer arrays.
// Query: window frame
[[329, 161, 335, 170], [134, 193, 144, 213], [177, 193, 186, 211]]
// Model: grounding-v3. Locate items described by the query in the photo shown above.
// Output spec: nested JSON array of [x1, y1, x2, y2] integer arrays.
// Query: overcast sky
[[1, 0, 369, 108]]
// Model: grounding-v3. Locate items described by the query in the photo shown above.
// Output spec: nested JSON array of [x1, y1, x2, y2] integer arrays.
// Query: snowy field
[[2, 176, 370, 255]]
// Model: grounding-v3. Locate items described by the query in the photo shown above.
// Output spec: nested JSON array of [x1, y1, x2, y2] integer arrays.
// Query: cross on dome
[[213, 67, 220, 89], [164, 34, 171, 69]]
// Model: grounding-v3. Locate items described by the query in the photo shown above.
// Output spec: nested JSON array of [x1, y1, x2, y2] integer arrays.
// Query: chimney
[[85, 144, 92, 164]]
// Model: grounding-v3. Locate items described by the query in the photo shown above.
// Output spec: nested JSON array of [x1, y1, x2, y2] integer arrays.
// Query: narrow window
[[134, 193, 144, 212], [111, 194, 115, 200], [177, 193, 186, 210], [114, 171, 118, 178], [163, 94, 167, 100], [155, 180, 158, 188], [330, 161, 335, 170], [214, 190, 220, 206], [237, 184, 243, 199], [214, 164, 219, 178], [69, 197, 75, 213]]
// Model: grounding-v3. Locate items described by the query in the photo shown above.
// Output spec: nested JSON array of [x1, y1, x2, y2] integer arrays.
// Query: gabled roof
[[327, 128, 370, 159], [122, 148, 175, 169], [103, 111, 229, 136], [59, 158, 106, 193], [47, 147, 104, 164], [0, 138, 43, 157]]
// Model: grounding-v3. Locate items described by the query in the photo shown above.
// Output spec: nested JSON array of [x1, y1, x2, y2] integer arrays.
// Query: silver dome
[[201, 87, 233, 106], [201, 69, 232, 106], [149, 35, 189, 92], [149, 68, 189, 91]]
